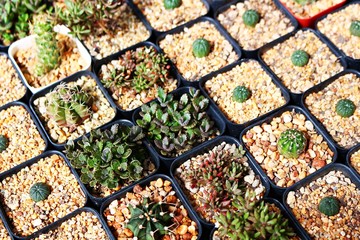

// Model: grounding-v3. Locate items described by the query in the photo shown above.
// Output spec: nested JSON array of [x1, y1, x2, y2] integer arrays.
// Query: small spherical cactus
[[233, 86, 251, 103], [164, 0, 181, 10], [277, 129, 307, 158], [350, 20, 360, 37], [192, 38, 211, 58], [291, 50, 310, 67], [336, 99, 356, 118], [242, 9, 260, 27], [30, 182, 51, 202], [0, 135, 9, 153], [318, 196, 340, 216]]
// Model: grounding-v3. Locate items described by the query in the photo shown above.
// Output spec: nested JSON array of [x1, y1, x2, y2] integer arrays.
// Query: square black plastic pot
[[156, 16, 242, 88], [100, 173, 203, 240], [258, 28, 348, 105], [209, 197, 310, 240], [199, 59, 291, 137], [0, 150, 89, 240], [239, 105, 338, 196], [0, 213, 14, 240], [346, 143, 360, 181], [214, 0, 299, 59], [29, 70, 118, 150], [63, 119, 160, 207], [170, 135, 270, 229], [301, 69, 360, 156], [132, 86, 226, 170], [283, 163, 360, 239], [92, 41, 181, 120], [0, 101, 49, 178]]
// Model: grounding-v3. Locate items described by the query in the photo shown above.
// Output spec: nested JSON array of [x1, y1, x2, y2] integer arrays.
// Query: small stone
[[176, 225, 188, 235], [155, 178, 164, 188]]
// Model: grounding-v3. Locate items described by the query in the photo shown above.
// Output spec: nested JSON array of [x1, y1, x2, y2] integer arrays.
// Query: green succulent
[[65, 124, 148, 190], [318, 196, 340, 216], [192, 38, 211, 58], [233, 86, 251, 103], [336, 99, 356, 118], [242, 9, 260, 27], [29, 182, 51, 202], [136, 88, 218, 157], [291, 50, 309, 67], [277, 129, 307, 159], [0, 135, 9, 152], [350, 21, 360, 37], [163, 0, 182, 10], [293, 0, 317, 5]]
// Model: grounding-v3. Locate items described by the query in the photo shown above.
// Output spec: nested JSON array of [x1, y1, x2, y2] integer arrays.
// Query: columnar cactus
[[277, 129, 307, 158]]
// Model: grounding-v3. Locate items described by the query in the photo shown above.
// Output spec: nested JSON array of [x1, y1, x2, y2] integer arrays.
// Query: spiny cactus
[[233, 86, 251, 103], [291, 50, 309, 67], [0, 135, 9, 152], [318, 196, 340, 216], [242, 9, 260, 27], [29, 182, 51, 202], [277, 129, 307, 159], [336, 99, 356, 118], [192, 38, 211, 58], [164, 0, 182, 10], [350, 20, 360, 37], [45, 83, 94, 131]]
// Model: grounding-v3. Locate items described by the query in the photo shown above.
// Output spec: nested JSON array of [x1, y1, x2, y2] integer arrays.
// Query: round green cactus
[[350, 20, 360, 37], [192, 38, 211, 58], [164, 0, 181, 10], [336, 99, 356, 118], [233, 86, 251, 103], [30, 182, 51, 202], [0, 135, 9, 153], [277, 129, 307, 158], [318, 196, 340, 216], [291, 50, 310, 67], [242, 9, 260, 27]]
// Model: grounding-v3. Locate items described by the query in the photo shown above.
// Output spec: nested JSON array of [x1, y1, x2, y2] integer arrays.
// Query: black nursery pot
[[346, 144, 360, 181], [156, 16, 242, 88], [0, 150, 89, 240], [214, 0, 299, 59], [100, 174, 203, 240], [258, 28, 348, 105], [63, 119, 160, 207], [132, 86, 226, 170], [170, 135, 270, 228], [29, 70, 118, 150], [239, 105, 338, 196], [199, 59, 291, 138], [93, 41, 181, 120]]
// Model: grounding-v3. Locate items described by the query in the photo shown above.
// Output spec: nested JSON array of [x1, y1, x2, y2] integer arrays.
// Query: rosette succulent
[[318, 196, 340, 216], [192, 38, 211, 58], [29, 182, 51, 202], [242, 9, 260, 27], [233, 86, 251, 103], [0, 135, 9, 152], [350, 20, 360, 37], [277, 129, 307, 158], [291, 50, 309, 67], [164, 0, 182, 10], [336, 99, 356, 118]]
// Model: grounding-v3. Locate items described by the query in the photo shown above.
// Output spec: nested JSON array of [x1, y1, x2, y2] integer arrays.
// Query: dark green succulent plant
[[291, 50, 309, 67], [336, 99, 356, 118], [293, 0, 317, 5], [136, 88, 218, 157], [242, 9, 260, 27], [233, 86, 251, 103], [29, 182, 51, 202], [163, 0, 182, 10], [277, 129, 307, 159], [0, 135, 9, 152], [350, 20, 360, 37], [318, 196, 340, 216], [65, 124, 149, 190], [192, 38, 211, 58]]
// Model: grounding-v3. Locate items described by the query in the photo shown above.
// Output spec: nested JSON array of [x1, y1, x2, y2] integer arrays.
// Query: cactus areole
[[277, 129, 307, 158]]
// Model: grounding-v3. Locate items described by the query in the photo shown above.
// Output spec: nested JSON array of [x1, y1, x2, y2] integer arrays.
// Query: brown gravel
[[35, 211, 109, 240], [0, 154, 86, 237], [0, 105, 46, 174], [159, 21, 239, 81], [350, 149, 360, 175], [0, 55, 27, 107], [0, 218, 11, 240], [242, 110, 334, 188], [217, 0, 295, 51], [103, 178, 198, 239], [33, 76, 116, 144], [317, 3, 360, 59], [14, 33, 87, 89], [133, 0, 208, 32], [83, 3, 150, 60], [279, 0, 344, 18], [286, 170, 360, 240], [261, 30, 344, 94], [204, 60, 287, 124], [304, 73, 360, 149]]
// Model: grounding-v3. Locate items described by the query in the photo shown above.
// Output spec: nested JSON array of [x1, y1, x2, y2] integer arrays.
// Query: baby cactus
[[164, 0, 182, 10], [233, 86, 251, 103], [336, 99, 356, 118], [29, 182, 51, 202], [350, 20, 360, 37], [277, 129, 307, 159], [242, 9, 260, 27], [192, 38, 211, 58], [0, 135, 9, 152], [318, 196, 340, 216], [291, 50, 309, 67], [293, 0, 317, 5]]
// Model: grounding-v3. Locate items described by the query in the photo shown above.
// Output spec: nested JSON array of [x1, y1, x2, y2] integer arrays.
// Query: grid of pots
[[1, 0, 360, 239]]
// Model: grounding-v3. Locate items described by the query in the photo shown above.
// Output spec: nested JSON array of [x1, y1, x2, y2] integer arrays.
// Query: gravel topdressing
[[204, 60, 287, 124], [0, 154, 86, 237], [280, 0, 344, 18], [133, 0, 208, 32], [217, 0, 295, 50], [159, 20, 239, 82], [304, 73, 360, 149], [0, 218, 11, 240], [261, 30, 344, 94], [351, 149, 360, 176], [317, 3, 360, 60]]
